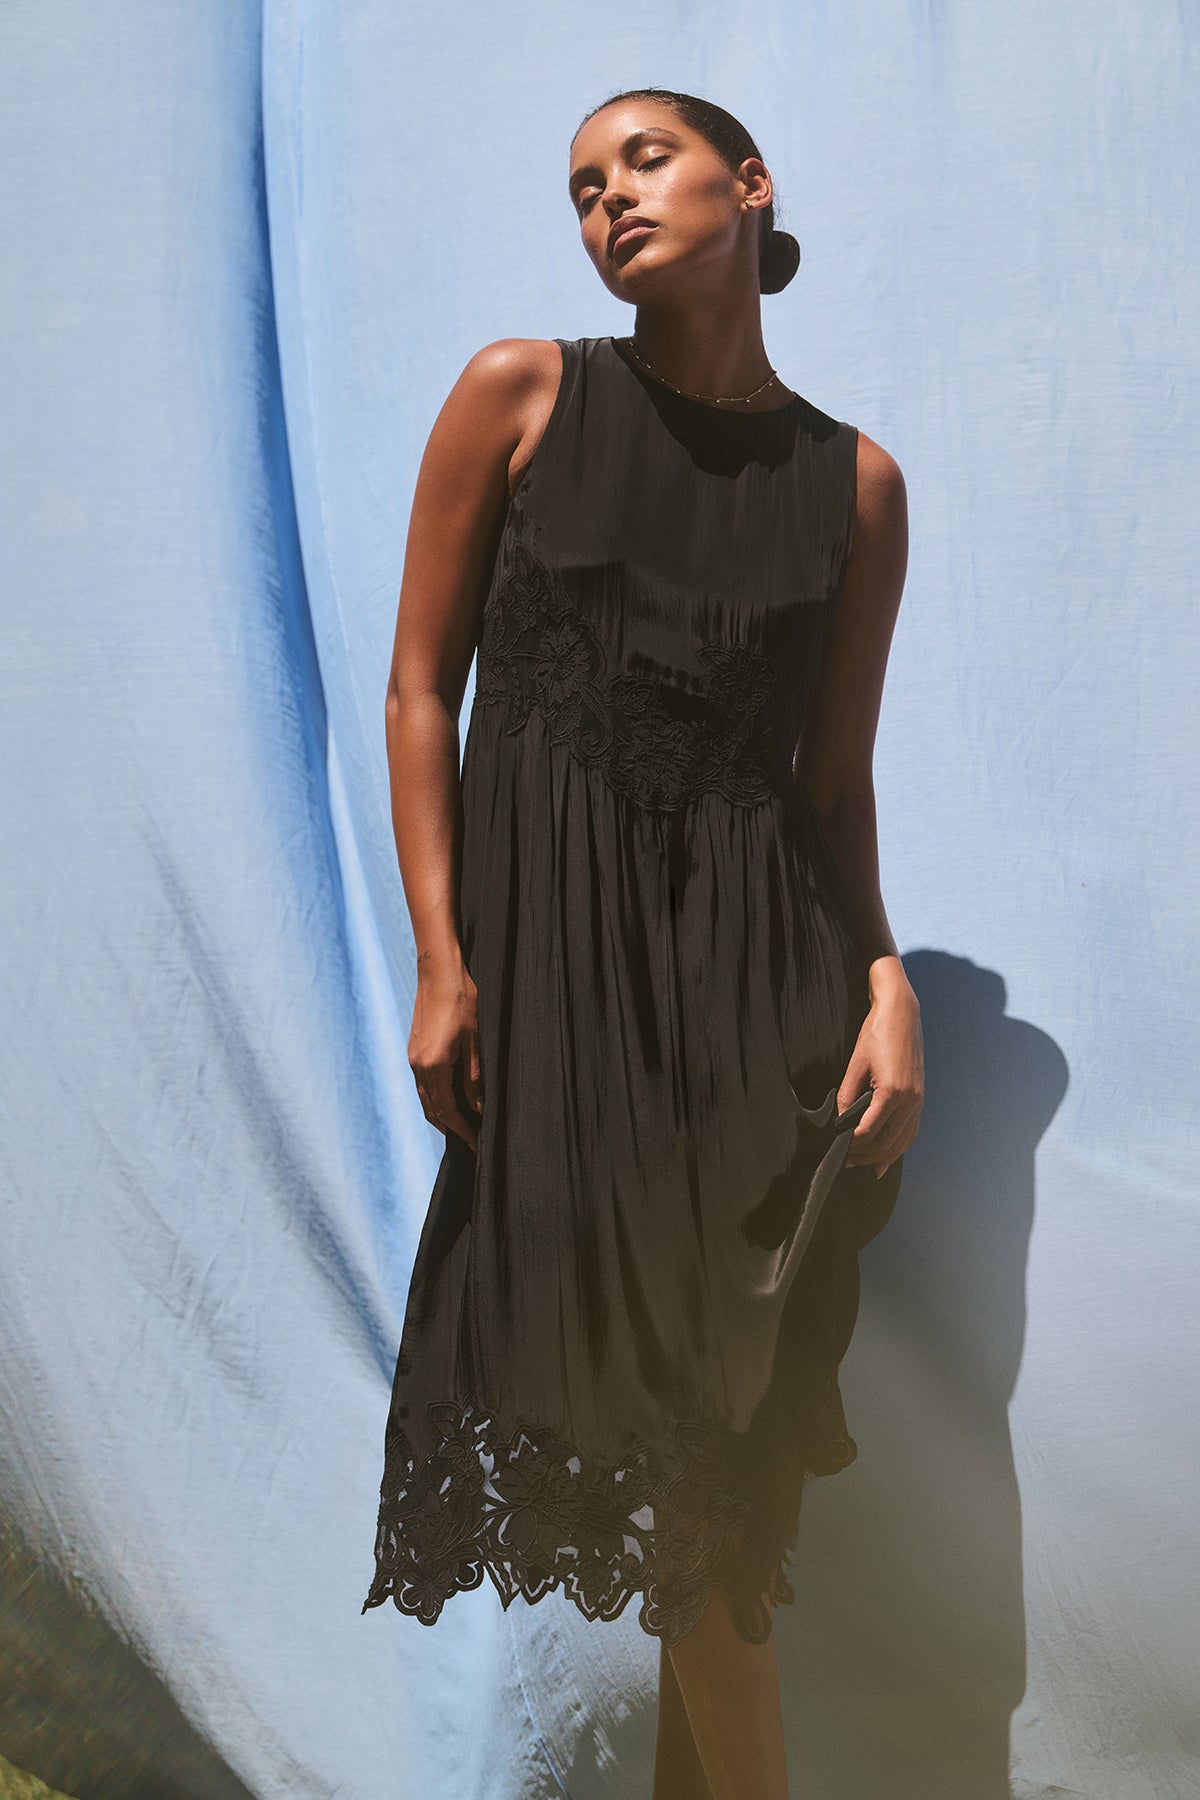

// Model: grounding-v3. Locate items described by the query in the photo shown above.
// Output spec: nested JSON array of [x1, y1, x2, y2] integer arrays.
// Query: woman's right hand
[[408, 946, 484, 1154]]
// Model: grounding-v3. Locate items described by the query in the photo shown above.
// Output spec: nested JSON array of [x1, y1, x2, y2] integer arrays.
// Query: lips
[[608, 216, 656, 257]]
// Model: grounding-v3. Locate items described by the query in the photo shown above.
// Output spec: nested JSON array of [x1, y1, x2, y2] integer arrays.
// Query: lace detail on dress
[[361, 1393, 856, 1647], [475, 537, 793, 812]]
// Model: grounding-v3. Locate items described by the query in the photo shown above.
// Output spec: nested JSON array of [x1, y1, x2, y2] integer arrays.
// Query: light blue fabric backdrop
[[1, 4, 1196, 1796]]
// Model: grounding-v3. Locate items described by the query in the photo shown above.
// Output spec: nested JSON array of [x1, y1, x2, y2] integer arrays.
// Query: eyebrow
[[568, 127, 684, 201]]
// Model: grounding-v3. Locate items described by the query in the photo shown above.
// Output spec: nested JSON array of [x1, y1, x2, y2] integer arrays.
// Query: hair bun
[[759, 227, 801, 295]]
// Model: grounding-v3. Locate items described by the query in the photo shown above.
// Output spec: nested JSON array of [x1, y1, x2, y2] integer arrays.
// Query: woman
[[363, 87, 924, 1799]]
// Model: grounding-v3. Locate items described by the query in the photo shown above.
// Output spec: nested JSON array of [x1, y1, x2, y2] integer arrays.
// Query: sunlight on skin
[[657, 1588, 789, 1799], [653, 1636, 716, 1799]]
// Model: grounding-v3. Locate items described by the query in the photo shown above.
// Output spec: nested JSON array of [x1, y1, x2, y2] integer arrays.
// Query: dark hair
[[574, 88, 801, 295]]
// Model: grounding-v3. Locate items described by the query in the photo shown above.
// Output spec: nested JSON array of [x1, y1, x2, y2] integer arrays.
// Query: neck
[[627, 302, 776, 402]]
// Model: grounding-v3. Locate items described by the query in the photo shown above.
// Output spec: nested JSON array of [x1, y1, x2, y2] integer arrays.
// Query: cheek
[[584, 219, 609, 262], [658, 169, 734, 244]]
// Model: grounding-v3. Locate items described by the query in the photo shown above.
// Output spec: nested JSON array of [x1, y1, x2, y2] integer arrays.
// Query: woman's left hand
[[839, 958, 925, 1178]]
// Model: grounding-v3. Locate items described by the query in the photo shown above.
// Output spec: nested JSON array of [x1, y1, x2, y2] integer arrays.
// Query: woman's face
[[568, 101, 769, 301]]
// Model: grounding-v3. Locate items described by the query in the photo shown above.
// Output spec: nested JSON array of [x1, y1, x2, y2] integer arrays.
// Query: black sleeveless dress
[[362, 334, 903, 1647]]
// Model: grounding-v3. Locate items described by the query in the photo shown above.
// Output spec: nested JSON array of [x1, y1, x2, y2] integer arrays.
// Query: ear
[[737, 156, 773, 215]]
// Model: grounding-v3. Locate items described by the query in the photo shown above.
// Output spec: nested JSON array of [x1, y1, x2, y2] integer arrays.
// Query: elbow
[[384, 677, 404, 750]]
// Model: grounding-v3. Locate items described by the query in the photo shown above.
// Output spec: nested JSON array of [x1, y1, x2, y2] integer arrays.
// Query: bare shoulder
[[461, 335, 561, 385], [451, 336, 562, 420], [441, 338, 564, 497], [390, 340, 567, 705], [853, 427, 907, 527], [844, 426, 908, 593]]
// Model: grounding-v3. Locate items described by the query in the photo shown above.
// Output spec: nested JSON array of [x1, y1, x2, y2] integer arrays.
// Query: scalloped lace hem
[[361, 1394, 857, 1647]]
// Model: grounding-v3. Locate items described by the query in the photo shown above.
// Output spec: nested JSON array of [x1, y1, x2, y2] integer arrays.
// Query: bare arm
[[799, 430, 908, 985], [385, 336, 559, 1150], [798, 430, 923, 1174]]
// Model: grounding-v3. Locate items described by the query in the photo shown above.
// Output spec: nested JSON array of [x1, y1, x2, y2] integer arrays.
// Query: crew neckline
[[608, 335, 803, 419]]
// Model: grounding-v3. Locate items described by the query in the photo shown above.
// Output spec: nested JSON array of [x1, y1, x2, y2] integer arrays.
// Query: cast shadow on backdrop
[[506, 948, 1069, 1800], [0, 1514, 254, 1800]]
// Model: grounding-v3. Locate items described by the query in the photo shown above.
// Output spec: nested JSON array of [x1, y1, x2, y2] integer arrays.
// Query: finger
[[853, 1102, 918, 1170], [416, 1084, 449, 1135], [836, 1063, 872, 1116], [852, 1088, 891, 1139], [844, 1091, 892, 1162], [462, 1031, 485, 1116], [416, 1075, 479, 1153], [425, 1062, 461, 1130], [416, 1068, 458, 1138], [443, 1109, 479, 1154], [871, 1100, 919, 1163]]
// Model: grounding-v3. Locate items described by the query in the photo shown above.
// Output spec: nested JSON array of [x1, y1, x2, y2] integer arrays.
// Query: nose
[[601, 183, 637, 222]]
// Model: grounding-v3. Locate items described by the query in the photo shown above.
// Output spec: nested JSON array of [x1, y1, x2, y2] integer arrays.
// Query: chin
[[607, 255, 672, 296]]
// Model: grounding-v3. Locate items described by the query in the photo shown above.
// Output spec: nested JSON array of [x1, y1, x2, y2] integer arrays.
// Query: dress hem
[[360, 1393, 858, 1648]]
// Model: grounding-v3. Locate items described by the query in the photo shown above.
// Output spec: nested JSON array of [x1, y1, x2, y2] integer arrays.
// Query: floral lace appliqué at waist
[[474, 539, 799, 812]]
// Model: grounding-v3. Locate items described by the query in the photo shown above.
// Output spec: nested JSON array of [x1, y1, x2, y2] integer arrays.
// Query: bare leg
[[652, 1635, 715, 1800], [663, 1585, 789, 1800]]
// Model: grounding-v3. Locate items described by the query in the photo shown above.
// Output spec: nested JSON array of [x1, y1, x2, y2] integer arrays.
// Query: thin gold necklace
[[622, 335, 781, 407]]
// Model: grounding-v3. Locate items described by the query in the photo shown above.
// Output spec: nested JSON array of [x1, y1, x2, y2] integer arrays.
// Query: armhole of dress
[[507, 337, 577, 511], [833, 422, 860, 600]]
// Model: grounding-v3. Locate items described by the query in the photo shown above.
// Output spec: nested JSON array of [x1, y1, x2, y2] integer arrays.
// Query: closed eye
[[578, 154, 670, 216]]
